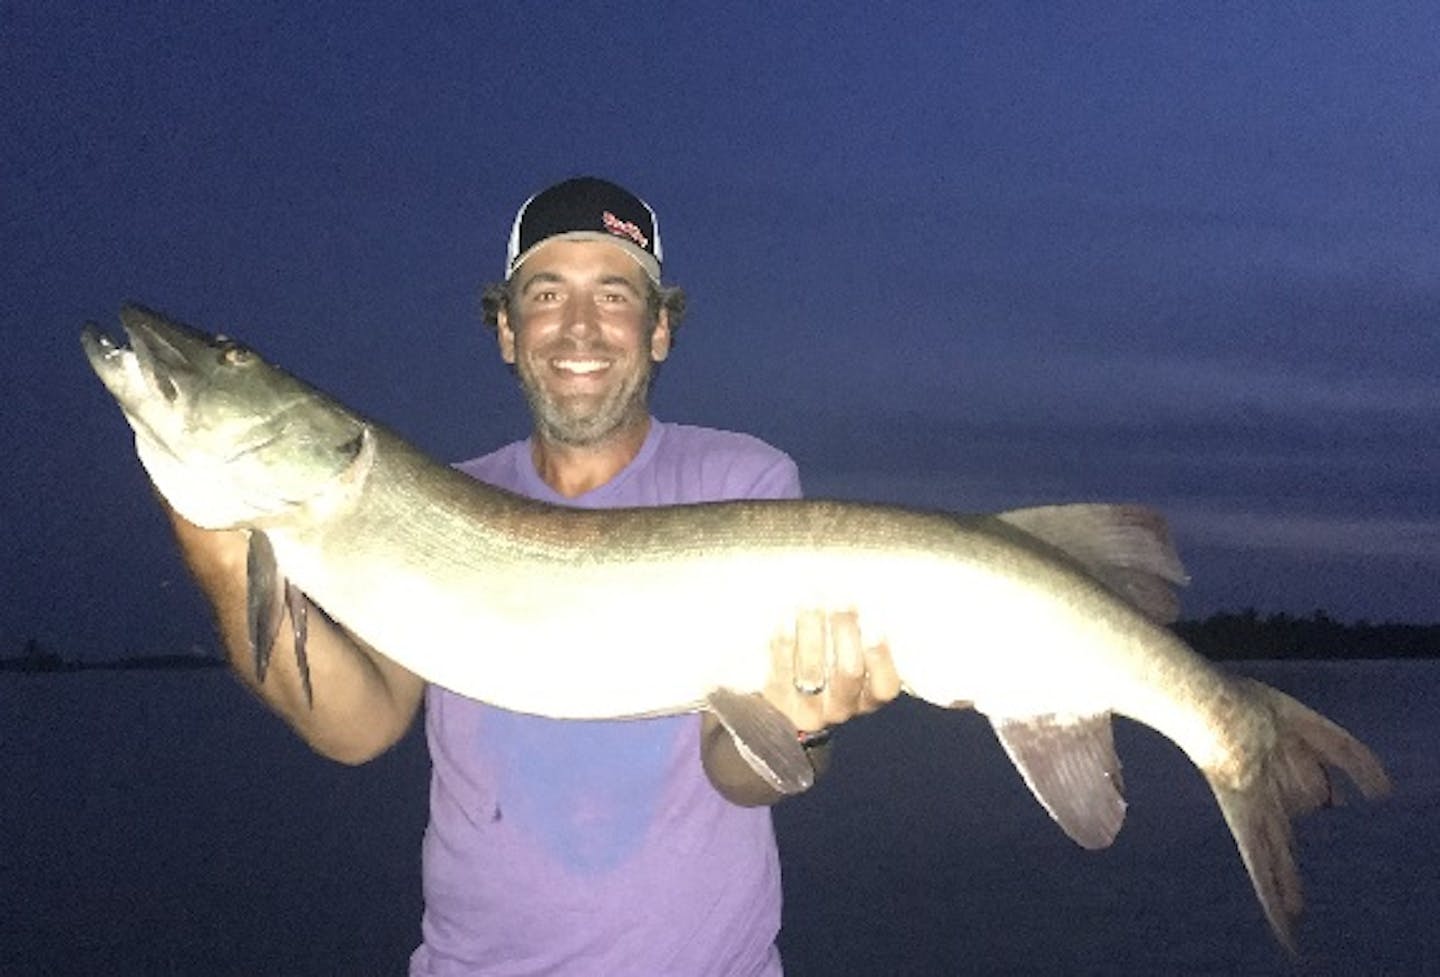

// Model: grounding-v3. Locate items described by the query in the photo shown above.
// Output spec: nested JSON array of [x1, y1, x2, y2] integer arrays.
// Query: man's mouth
[[551, 357, 611, 376]]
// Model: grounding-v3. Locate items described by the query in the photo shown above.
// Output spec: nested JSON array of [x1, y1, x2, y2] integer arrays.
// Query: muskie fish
[[83, 304, 1389, 950]]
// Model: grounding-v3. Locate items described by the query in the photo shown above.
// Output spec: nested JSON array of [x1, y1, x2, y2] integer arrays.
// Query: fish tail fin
[[1206, 678, 1391, 952]]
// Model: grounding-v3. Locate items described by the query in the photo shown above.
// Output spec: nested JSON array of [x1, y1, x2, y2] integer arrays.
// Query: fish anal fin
[[996, 504, 1189, 624], [991, 712, 1127, 850], [706, 688, 814, 795], [245, 530, 284, 685]]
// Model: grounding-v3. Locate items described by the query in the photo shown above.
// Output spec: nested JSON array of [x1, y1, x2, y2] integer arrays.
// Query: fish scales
[[285, 428, 1155, 725]]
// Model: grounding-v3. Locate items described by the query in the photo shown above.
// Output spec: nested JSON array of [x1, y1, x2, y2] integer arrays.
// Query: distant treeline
[[1174, 610, 1440, 661], [0, 638, 225, 673], [3, 611, 1438, 671]]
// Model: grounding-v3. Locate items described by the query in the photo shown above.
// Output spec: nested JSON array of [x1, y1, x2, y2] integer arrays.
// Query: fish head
[[82, 304, 373, 529]]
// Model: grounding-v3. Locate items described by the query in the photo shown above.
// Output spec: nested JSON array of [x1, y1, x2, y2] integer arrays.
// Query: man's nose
[[561, 295, 598, 335]]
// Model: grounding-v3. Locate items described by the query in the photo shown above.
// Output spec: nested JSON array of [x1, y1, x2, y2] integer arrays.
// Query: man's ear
[[650, 309, 671, 362], [497, 307, 517, 364]]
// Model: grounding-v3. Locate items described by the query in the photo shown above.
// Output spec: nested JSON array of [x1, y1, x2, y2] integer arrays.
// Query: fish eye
[[218, 342, 253, 366]]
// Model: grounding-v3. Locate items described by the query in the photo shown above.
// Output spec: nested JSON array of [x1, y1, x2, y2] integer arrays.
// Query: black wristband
[[798, 727, 833, 750]]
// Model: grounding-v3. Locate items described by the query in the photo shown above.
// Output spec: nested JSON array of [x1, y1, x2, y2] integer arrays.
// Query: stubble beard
[[519, 353, 656, 448]]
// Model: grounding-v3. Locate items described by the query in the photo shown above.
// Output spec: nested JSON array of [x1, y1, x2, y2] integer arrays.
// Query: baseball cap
[[505, 176, 663, 283]]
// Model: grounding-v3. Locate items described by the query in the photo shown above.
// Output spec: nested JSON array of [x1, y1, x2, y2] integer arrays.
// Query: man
[[165, 176, 901, 975]]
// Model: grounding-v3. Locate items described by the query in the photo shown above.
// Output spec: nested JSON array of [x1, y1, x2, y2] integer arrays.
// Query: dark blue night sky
[[4, 2, 1437, 658]]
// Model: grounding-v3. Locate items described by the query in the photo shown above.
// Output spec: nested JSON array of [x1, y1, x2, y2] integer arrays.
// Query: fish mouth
[[80, 322, 129, 379], [81, 304, 216, 404], [81, 321, 154, 406]]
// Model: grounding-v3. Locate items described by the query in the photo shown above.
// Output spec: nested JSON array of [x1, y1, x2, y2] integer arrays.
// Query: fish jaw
[[82, 317, 237, 525], [82, 304, 227, 436], [80, 322, 143, 407]]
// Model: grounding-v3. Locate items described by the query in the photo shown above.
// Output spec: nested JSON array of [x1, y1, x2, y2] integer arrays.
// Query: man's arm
[[702, 610, 902, 806], [164, 505, 425, 764]]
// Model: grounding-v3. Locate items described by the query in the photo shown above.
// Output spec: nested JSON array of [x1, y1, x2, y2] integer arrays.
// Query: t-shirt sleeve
[[743, 453, 803, 501]]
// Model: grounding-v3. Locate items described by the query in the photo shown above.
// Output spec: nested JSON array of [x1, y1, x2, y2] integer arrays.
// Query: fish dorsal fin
[[706, 688, 815, 795], [996, 504, 1190, 623], [991, 712, 1127, 850]]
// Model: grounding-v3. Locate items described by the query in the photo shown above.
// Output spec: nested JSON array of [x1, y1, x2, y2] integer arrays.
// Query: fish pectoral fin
[[991, 712, 1127, 850], [706, 688, 815, 795], [285, 581, 313, 707], [246, 531, 318, 708], [245, 529, 284, 685], [995, 504, 1189, 624]]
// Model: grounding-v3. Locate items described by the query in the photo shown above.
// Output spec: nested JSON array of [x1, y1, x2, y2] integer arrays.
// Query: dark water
[[2, 661, 1433, 976]]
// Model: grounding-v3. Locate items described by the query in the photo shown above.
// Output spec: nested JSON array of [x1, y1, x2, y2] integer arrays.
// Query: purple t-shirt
[[409, 420, 801, 977]]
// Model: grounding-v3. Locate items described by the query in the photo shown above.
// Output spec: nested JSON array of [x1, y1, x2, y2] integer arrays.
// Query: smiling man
[[164, 176, 900, 975]]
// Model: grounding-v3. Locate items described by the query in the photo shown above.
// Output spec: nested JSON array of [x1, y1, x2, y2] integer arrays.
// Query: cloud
[[1028, 350, 1440, 419], [1168, 508, 1440, 560]]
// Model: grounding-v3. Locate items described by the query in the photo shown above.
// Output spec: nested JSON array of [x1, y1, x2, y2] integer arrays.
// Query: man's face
[[499, 238, 670, 447]]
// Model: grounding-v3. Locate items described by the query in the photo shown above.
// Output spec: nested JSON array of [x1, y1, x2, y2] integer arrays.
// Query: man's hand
[[763, 609, 902, 734], [702, 608, 902, 805]]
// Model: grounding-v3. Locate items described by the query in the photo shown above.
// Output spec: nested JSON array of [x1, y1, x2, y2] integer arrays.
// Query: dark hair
[[478, 279, 688, 345]]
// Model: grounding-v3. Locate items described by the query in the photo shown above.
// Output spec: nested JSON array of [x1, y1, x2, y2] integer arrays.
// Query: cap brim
[[507, 231, 661, 283]]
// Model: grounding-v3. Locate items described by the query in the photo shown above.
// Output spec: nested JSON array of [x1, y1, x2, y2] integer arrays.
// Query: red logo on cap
[[602, 210, 649, 250]]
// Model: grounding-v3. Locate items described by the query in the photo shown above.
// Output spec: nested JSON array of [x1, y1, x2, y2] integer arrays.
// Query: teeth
[[96, 333, 127, 359], [554, 359, 607, 375]]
